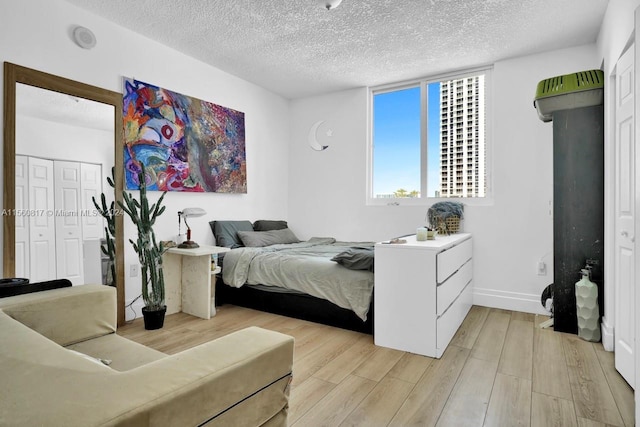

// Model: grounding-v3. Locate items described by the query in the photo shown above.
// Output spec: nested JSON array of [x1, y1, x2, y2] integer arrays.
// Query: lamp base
[[178, 240, 200, 249]]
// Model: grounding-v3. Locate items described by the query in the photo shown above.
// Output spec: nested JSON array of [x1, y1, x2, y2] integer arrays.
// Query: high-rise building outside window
[[369, 68, 491, 204]]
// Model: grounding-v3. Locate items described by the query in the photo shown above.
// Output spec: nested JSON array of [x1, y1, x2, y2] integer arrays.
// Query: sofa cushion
[[67, 349, 112, 367], [66, 333, 166, 372], [0, 310, 115, 373], [0, 284, 116, 346]]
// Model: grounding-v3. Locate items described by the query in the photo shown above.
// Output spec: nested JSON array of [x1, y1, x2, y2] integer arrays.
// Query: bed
[[211, 220, 375, 333]]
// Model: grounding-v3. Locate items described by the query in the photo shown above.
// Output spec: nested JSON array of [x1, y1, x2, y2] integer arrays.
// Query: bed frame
[[215, 280, 374, 334]]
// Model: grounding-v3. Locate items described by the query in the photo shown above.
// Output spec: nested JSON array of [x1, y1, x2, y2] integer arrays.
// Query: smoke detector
[[72, 26, 97, 50]]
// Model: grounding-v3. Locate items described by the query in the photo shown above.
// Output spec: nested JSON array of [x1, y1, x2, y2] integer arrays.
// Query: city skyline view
[[372, 74, 486, 198]]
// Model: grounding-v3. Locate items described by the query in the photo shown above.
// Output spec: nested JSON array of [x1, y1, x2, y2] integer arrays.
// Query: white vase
[[575, 268, 600, 342]]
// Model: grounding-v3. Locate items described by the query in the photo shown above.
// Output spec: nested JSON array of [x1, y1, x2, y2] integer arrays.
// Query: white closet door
[[15, 155, 29, 278], [54, 160, 84, 285], [80, 162, 103, 240], [28, 157, 56, 282], [614, 44, 635, 388]]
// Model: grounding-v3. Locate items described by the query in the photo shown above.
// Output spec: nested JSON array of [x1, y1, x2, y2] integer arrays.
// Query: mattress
[[222, 238, 374, 320]]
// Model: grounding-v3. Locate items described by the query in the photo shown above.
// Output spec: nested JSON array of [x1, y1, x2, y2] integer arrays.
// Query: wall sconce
[[178, 207, 207, 249], [318, 0, 343, 10]]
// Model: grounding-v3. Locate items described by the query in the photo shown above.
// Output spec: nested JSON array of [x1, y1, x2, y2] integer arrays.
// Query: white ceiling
[[17, 83, 114, 131], [65, 0, 609, 99]]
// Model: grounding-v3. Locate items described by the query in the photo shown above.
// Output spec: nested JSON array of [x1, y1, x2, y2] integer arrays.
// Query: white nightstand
[[163, 245, 230, 319]]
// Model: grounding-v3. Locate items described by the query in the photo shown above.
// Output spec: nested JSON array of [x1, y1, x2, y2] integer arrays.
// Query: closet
[[15, 155, 104, 285]]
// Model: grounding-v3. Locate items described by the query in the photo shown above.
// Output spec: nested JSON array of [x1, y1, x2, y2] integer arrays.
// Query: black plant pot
[[142, 306, 167, 330]]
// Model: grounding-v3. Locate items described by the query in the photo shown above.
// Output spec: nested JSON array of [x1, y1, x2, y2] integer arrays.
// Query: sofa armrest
[[106, 326, 294, 427], [1, 326, 294, 427], [0, 284, 116, 346]]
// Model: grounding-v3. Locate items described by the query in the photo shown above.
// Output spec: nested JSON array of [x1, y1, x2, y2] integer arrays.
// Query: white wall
[[0, 0, 291, 318], [289, 44, 599, 314], [16, 115, 113, 186], [598, 0, 640, 74]]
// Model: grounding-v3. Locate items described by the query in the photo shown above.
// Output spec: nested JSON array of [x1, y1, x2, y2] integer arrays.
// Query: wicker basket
[[436, 216, 460, 235]]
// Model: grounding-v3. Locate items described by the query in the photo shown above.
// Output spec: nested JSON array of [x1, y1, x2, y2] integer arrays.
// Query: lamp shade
[[181, 207, 207, 218], [177, 207, 207, 249]]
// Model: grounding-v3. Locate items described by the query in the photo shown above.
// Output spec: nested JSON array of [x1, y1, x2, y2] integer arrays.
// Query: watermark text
[[1, 208, 124, 217]]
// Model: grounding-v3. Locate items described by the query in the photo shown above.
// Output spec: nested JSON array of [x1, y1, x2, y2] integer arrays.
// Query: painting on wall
[[122, 78, 246, 193]]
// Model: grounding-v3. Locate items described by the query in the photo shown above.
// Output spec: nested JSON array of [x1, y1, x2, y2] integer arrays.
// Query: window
[[369, 68, 490, 204]]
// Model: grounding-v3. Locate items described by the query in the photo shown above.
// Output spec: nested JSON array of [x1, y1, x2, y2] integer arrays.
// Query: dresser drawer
[[436, 280, 473, 356], [437, 259, 472, 316], [436, 237, 472, 283]]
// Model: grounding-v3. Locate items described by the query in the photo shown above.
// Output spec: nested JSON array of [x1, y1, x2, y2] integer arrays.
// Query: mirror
[[16, 83, 114, 287], [3, 63, 125, 325]]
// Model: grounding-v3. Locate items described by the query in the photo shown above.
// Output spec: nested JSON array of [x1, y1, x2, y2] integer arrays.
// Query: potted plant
[[92, 167, 117, 287], [427, 201, 464, 235], [119, 163, 168, 330]]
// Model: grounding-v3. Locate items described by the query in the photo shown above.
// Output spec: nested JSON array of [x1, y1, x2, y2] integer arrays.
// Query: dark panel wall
[[552, 105, 604, 334]]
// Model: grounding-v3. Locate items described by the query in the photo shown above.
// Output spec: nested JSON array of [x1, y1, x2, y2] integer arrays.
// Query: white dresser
[[374, 233, 473, 358]]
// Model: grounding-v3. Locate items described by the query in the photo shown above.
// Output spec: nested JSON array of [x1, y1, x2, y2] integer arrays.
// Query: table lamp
[[178, 207, 207, 249]]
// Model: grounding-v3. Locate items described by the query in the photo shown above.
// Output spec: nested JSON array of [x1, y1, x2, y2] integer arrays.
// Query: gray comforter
[[222, 238, 374, 321]]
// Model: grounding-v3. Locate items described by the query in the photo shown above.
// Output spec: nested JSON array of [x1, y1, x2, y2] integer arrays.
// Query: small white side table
[[163, 245, 230, 319]]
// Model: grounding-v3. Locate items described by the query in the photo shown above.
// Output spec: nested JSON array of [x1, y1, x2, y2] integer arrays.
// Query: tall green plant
[[119, 163, 167, 311], [92, 167, 117, 287]]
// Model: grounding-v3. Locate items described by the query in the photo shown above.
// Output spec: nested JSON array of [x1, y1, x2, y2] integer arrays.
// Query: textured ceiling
[[65, 0, 608, 99]]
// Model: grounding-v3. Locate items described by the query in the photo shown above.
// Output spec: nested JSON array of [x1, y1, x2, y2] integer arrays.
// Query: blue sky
[[372, 84, 441, 197]]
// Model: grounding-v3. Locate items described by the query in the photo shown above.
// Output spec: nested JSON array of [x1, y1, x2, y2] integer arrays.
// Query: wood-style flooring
[[118, 305, 634, 427]]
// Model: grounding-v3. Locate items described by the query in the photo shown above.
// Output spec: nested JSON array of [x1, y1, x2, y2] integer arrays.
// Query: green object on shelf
[[533, 70, 604, 122], [535, 70, 604, 100]]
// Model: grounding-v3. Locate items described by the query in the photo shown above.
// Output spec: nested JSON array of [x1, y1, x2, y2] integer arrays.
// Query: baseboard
[[473, 287, 549, 315], [601, 316, 614, 351], [125, 298, 145, 322]]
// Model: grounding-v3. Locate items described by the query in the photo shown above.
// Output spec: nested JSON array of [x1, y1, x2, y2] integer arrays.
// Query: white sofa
[[0, 284, 294, 426]]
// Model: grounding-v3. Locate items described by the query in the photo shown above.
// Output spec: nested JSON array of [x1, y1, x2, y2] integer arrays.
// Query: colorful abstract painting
[[123, 78, 246, 192]]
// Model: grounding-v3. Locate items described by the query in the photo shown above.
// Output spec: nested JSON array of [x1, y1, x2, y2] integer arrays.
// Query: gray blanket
[[222, 238, 374, 321]]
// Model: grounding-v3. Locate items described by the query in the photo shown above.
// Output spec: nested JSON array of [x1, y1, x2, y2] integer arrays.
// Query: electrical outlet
[[130, 264, 139, 277], [537, 261, 547, 276]]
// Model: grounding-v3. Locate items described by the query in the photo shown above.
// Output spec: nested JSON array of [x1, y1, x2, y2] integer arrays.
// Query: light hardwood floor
[[118, 305, 634, 427]]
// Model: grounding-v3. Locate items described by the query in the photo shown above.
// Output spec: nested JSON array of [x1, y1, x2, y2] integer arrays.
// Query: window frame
[[366, 66, 494, 207]]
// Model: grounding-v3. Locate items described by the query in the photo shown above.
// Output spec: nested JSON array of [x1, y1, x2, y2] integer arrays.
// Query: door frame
[[635, 7, 640, 420], [603, 57, 617, 352]]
